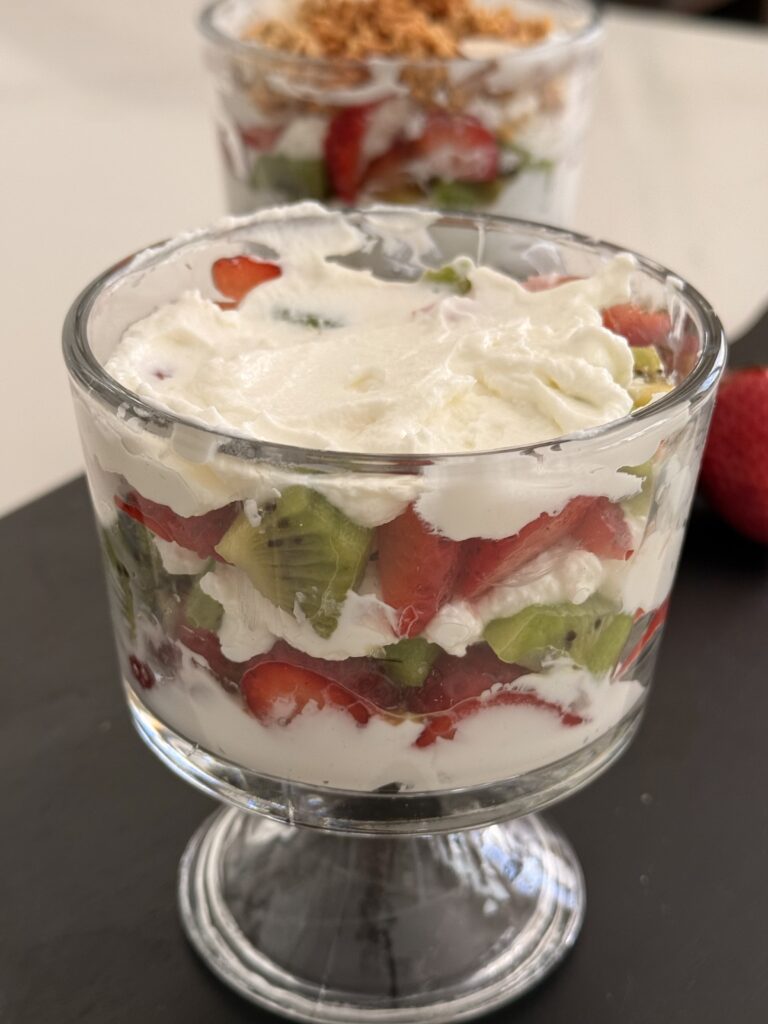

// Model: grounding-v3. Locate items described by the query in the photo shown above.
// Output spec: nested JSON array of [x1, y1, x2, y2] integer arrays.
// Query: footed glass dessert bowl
[[63, 207, 725, 1022]]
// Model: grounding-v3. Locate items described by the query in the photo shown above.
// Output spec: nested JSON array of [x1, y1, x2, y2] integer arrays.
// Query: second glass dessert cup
[[63, 208, 725, 1022], [200, 0, 602, 225]]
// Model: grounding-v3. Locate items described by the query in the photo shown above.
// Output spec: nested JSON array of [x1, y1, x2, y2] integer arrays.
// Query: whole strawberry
[[700, 367, 768, 544]]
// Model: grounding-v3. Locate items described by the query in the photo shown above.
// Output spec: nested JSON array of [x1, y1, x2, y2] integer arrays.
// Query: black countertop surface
[[2, 317, 767, 1023]]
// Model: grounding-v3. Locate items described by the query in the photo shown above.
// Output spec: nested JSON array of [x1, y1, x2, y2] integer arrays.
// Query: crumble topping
[[243, 0, 552, 61]]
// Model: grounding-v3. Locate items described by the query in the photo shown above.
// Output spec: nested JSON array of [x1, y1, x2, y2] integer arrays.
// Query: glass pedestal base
[[178, 807, 585, 1023]]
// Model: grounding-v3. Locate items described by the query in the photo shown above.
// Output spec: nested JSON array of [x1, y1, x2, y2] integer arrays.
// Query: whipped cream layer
[[105, 252, 637, 455], [78, 206, 691, 550]]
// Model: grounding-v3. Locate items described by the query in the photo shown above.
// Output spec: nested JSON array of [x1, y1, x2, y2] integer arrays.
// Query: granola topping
[[243, 0, 553, 61]]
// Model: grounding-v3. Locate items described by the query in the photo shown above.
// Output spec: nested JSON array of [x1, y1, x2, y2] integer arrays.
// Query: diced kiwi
[[428, 177, 505, 210], [101, 526, 136, 636], [114, 512, 166, 596], [632, 346, 665, 379], [621, 461, 655, 517], [629, 380, 674, 409], [423, 261, 472, 295], [501, 142, 554, 173], [573, 612, 633, 676], [250, 155, 328, 200], [185, 579, 224, 633], [630, 344, 673, 409], [102, 512, 189, 633], [215, 486, 372, 638], [376, 637, 441, 688], [273, 307, 342, 329], [484, 596, 633, 676]]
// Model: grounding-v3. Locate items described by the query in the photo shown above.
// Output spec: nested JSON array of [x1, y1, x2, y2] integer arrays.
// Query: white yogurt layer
[[137, 636, 644, 791], [105, 251, 636, 455]]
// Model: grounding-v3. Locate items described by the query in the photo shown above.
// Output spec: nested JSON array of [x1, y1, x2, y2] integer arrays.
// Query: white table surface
[[1, 1, 767, 516]]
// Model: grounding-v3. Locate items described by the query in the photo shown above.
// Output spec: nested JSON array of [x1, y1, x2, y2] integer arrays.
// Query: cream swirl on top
[[105, 252, 636, 455]]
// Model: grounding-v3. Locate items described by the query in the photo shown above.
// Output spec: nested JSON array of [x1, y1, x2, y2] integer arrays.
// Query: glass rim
[[62, 206, 727, 471], [197, 0, 603, 72]]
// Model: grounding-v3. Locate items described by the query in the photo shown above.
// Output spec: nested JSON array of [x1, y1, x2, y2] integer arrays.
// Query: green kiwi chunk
[[428, 177, 504, 210], [185, 579, 224, 633], [377, 638, 441, 688], [101, 526, 136, 636], [632, 346, 665, 379], [215, 486, 372, 639], [273, 307, 342, 329], [423, 261, 472, 295], [621, 461, 655, 517], [484, 596, 633, 676], [101, 512, 190, 633], [630, 346, 673, 409], [250, 155, 328, 200], [502, 142, 555, 173]]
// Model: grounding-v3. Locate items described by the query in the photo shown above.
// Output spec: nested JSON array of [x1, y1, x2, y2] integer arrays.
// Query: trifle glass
[[63, 206, 724, 1022], [200, 0, 601, 224]]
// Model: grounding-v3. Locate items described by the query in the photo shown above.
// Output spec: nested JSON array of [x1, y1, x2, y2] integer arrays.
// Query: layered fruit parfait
[[69, 205, 711, 793], [201, 0, 600, 223]]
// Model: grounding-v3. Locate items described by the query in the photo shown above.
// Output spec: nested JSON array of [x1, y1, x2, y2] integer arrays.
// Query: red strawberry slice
[[700, 366, 768, 544], [241, 661, 371, 726], [456, 496, 595, 601], [378, 505, 462, 637], [211, 256, 282, 302], [129, 655, 155, 690], [572, 497, 634, 560], [362, 140, 418, 196], [115, 493, 239, 561], [407, 644, 528, 715], [239, 124, 283, 151], [416, 689, 583, 747], [603, 304, 672, 349], [617, 600, 669, 675], [246, 641, 402, 712], [178, 625, 245, 689], [411, 113, 499, 183], [324, 104, 376, 202]]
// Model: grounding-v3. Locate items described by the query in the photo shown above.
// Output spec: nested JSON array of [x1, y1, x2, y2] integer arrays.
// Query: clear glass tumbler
[[199, 0, 601, 224], [63, 207, 725, 1023]]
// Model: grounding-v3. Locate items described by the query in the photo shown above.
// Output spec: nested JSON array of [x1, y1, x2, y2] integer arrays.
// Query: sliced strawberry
[[246, 640, 402, 712], [416, 689, 583, 747], [617, 600, 669, 675], [239, 124, 283, 151], [573, 497, 634, 560], [211, 256, 282, 302], [675, 332, 700, 378], [603, 304, 672, 349], [129, 655, 155, 690], [411, 113, 499, 183], [456, 496, 595, 601], [241, 661, 371, 726], [362, 140, 419, 197], [324, 104, 375, 202], [378, 505, 462, 638], [407, 644, 528, 715], [115, 493, 239, 561], [177, 625, 245, 689]]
